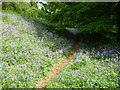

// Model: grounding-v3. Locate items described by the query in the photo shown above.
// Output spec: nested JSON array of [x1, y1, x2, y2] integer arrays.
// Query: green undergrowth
[[46, 42, 119, 88], [2, 9, 48, 24], [1, 10, 119, 88], [1, 12, 72, 88]]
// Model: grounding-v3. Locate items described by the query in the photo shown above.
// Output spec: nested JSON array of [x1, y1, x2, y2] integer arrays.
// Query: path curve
[[36, 41, 78, 88]]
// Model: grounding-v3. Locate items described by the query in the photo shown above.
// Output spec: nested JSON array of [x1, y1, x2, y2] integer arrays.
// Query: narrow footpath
[[36, 41, 78, 88]]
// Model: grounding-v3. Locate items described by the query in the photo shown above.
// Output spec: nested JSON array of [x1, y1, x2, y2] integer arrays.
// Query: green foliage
[[1, 2, 119, 88], [2, 2, 46, 20], [46, 43, 118, 88], [43, 2, 117, 34], [2, 2, 31, 11], [1, 12, 72, 88], [2, 2, 119, 35], [46, 59, 118, 88]]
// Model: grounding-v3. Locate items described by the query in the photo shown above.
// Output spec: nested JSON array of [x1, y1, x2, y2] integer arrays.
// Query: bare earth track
[[36, 41, 78, 88]]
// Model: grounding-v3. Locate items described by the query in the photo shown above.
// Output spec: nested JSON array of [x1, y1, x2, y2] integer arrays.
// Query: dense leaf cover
[[43, 2, 119, 34]]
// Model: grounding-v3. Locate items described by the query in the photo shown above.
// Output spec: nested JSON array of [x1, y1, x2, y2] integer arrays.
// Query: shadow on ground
[[22, 16, 119, 61]]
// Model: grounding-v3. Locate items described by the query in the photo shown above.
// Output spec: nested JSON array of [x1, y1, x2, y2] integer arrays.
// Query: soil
[[36, 41, 78, 88]]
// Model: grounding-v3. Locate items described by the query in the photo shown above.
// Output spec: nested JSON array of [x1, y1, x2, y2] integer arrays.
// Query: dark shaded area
[[45, 24, 117, 44], [21, 17, 76, 56], [116, 2, 120, 37], [18, 14, 119, 54], [45, 25, 77, 41], [31, 17, 118, 46], [18, 11, 119, 59], [46, 23, 119, 59], [2, 2, 119, 46]]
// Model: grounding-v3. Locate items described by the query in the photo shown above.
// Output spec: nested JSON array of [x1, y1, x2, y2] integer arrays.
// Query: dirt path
[[36, 41, 78, 88]]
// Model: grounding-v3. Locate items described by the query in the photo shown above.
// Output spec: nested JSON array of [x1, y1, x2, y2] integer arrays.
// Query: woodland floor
[[1, 12, 119, 88]]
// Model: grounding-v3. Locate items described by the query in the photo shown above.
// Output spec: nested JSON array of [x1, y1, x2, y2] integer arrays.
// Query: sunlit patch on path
[[36, 41, 78, 88]]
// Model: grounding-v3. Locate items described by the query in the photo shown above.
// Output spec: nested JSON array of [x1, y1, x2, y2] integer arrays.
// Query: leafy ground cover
[[1, 2, 120, 88], [1, 12, 73, 88], [46, 40, 119, 88], [1, 11, 119, 88]]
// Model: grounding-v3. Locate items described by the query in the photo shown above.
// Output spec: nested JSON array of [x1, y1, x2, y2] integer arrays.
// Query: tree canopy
[[42, 2, 119, 35], [2, 2, 120, 36]]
